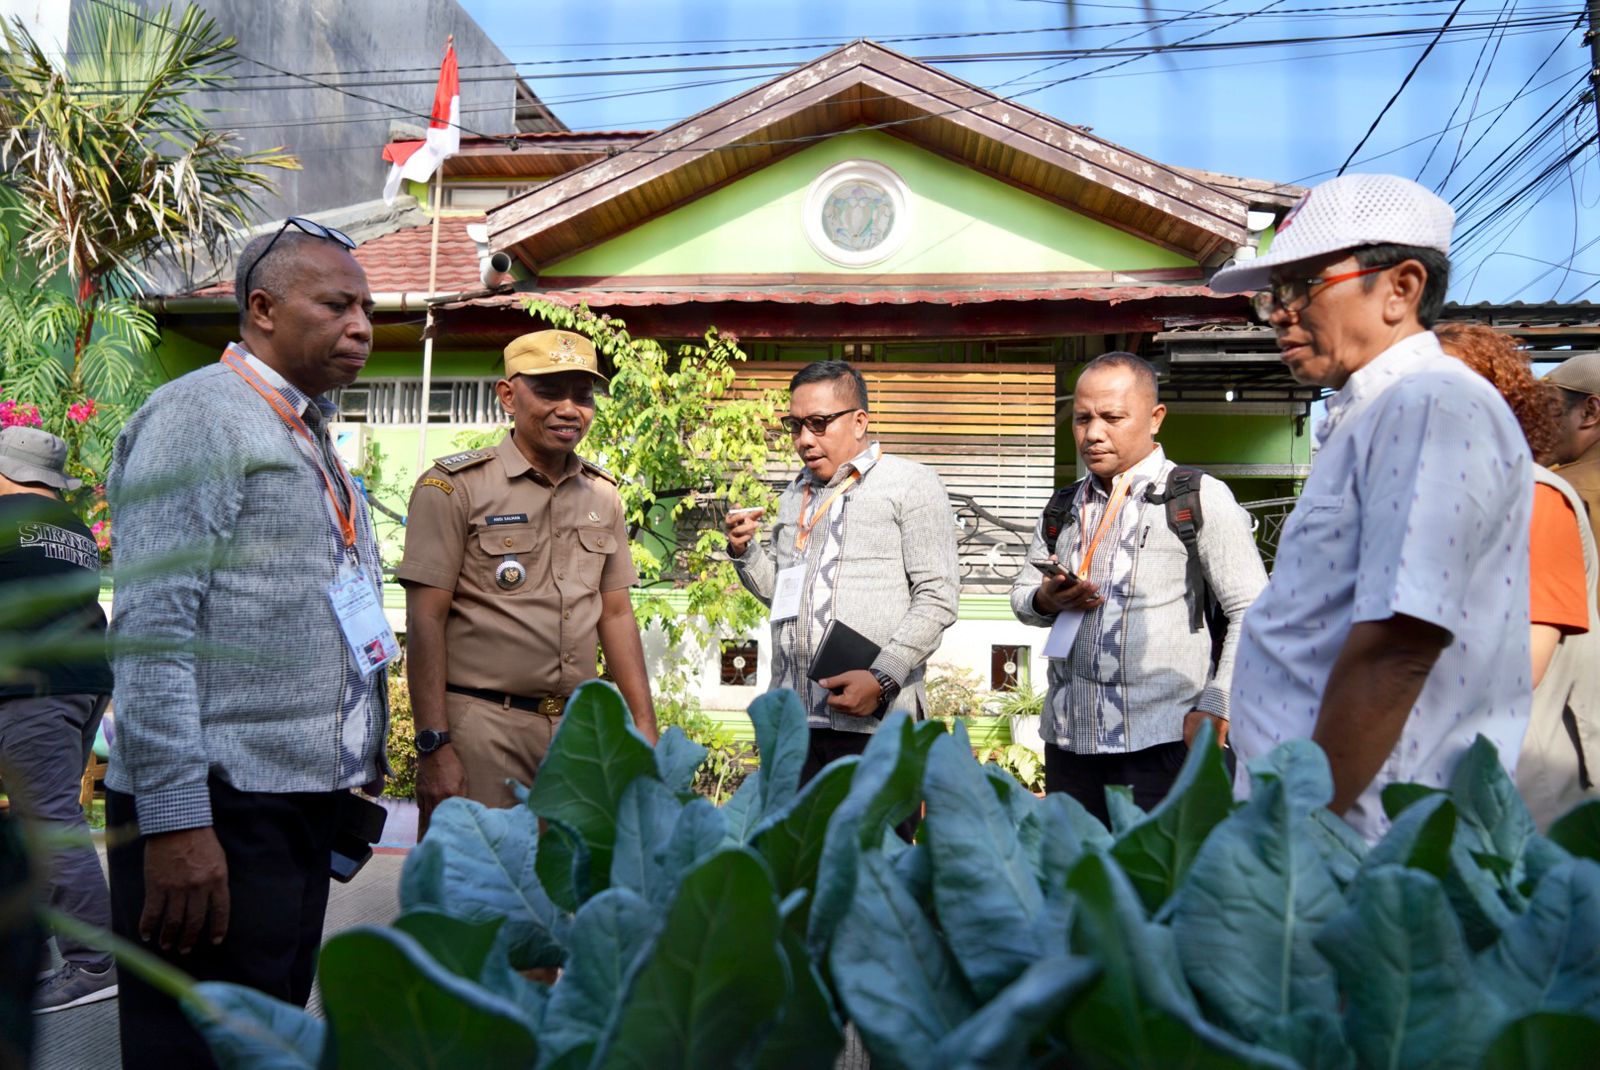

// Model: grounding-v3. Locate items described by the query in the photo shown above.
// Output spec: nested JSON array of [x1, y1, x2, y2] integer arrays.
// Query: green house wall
[[543, 129, 1197, 278]]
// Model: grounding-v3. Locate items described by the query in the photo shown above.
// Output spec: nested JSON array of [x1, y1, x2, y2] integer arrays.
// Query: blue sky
[[459, 0, 1599, 306]]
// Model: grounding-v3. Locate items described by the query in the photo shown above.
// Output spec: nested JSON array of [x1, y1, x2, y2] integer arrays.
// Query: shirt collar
[[495, 432, 581, 485], [232, 343, 332, 421], [1084, 444, 1167, 501], [801, 441, 881, 489], [1317, 330, 1441, 447]]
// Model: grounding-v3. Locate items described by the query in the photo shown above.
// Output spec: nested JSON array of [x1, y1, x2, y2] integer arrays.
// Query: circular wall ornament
[[803, 160, 912, 267]]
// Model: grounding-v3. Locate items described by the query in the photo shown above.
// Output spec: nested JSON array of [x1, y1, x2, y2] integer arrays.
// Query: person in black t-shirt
[[0, 427, 117, 1013]]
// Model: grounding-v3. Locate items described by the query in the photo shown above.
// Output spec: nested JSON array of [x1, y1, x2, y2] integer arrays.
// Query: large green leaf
[[526, 681, 659, 900], [752, 756, 858, 930], [1447, 733, 1537, 917], [594, 849, 788, 1070], [1111, 719, 1234, 915], [830, 849, 978, 1070], [539, 888, 657, 1070], [609, 776, 685, 902], [748, 688, 810, 824], [318, 926, 538, 1070], [924, 731, 1054, 999], [932, 956, 1101, 1069], [1314, 865, 1501, 1070], [1546, 800, 1600, 862], [1061, 852, 1299, 1070], [1169, 741, 1342, 1050], [1477, 858, 1600, 1019], [536, 816, 593, 915], [189, 982, 326, 1070], [1105, 785, 1145, 834], [654, 725, 707, 797], [722, 768, 765, 844], [398, 799, 568, 969], [807, 712, 938, 958], [1305, 808, 1368, 889], [753, 926, 845, 1070], [1362, 793, 1455, 879], [1033, 791, 1114, 885], [1481, 1012, 1600, 1070], [394, 911, 547, 1024]]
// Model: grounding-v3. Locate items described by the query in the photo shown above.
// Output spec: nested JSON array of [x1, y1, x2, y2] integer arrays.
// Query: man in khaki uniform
[[398, 329, 656, 834], [1548, 353, 1600, 552]]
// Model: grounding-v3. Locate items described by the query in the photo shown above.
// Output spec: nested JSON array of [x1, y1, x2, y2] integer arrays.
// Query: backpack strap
[[1148, 465, 1209, 632], [1041, 480, 1084, 545]]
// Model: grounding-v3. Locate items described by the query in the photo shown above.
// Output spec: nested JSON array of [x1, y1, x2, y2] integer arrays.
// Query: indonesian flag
[[382, 40, 460, 205]]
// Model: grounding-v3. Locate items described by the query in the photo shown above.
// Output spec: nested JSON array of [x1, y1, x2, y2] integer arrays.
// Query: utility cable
[[1338, 0, 1468, 174]]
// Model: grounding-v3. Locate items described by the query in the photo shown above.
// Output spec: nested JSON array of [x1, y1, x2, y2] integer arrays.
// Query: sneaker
[[32, 961, 118, 1014]]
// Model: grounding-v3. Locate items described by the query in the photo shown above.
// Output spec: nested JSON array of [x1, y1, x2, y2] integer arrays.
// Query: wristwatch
[[869, 668, 900, 713], [415, 729, 452, 755]]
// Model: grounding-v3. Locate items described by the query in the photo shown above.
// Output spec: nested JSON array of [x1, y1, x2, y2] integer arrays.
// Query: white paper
[[1042, 608, 1085, 659], [328, 564, 400, 678], [769, 564, 807, 622]]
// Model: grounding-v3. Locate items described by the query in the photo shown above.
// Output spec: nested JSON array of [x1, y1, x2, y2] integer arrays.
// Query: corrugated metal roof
[[446, 284, 1232, 310]]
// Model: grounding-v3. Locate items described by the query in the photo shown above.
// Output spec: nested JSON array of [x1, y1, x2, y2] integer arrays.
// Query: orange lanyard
[[1074, 472, 1133, 578], [794, 471, 861, 553], [221, 346, 359, 551]]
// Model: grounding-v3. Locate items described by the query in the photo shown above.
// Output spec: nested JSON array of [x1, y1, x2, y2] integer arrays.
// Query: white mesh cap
[[1209, 173, 1455, 294]]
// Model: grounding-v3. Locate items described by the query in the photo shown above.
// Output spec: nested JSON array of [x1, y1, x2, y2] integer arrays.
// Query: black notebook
[[807, 618, 882, 686]]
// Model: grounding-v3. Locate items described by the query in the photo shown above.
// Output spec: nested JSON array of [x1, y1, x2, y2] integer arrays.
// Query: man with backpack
[[1010, 352, 1267, 824]]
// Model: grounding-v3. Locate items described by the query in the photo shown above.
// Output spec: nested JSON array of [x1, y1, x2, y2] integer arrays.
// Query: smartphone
[[1029, 559, 1078, 583], [726, 506, 766, 520]]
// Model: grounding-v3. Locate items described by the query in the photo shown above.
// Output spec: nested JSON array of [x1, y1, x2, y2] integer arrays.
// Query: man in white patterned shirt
[[1012, 353, 1266, 824], [1211, 174, 1532, 842]]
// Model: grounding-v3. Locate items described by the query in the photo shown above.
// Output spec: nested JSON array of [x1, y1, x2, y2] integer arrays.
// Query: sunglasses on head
[[240, 217, 358, 302]]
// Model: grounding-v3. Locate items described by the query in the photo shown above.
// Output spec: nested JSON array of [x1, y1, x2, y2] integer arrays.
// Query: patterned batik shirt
[[769, 444, 882, 729]]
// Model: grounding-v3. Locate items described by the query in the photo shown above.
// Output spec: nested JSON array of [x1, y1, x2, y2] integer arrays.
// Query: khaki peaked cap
[[504, 329, 607, 382]]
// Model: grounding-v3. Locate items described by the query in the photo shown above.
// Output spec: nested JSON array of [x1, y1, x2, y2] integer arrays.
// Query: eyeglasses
[[1251, 263, 1396, 320], [780, 408, 860, 436], [240, 217, 358, 303]]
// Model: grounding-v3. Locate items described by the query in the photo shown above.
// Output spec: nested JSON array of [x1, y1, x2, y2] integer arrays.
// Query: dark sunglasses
[[780, 408, 860, 436], [240, 217, 358, 302]]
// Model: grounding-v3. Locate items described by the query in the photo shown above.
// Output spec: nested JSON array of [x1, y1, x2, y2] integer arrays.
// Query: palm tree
[[0, 0, 298, 388]]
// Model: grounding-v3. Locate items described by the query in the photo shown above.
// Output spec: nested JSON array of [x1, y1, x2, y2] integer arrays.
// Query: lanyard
[[794, 471, 861, 553], [1074, 472, 1133, 578], [221, 346, 359, 551]]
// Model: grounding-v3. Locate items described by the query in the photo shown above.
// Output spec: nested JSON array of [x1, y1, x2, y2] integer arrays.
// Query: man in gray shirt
[[725, 361, 959, 793], [106, 218, 388, 1069], [1012, 353, 1266, 824]]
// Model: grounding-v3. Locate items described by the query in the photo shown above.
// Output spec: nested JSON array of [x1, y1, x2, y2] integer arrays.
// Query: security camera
[[480, 251, 513, 290]]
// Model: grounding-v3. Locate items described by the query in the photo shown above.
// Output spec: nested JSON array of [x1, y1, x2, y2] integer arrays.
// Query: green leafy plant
[[654, 693, 756, 803], [383, 659, 417, 801], [18, 681, 1600, 1070], [983, 743, 1045, 794], [923, 662, 988, 720]]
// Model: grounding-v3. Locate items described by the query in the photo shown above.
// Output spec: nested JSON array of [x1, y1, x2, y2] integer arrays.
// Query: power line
[[1337, 0, 1468, 175]]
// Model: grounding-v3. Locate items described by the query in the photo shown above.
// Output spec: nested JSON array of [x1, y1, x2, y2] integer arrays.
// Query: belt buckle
[[538, 695, 564, 717]]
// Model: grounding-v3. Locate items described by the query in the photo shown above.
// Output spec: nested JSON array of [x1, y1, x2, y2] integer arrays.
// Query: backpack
[[1040, 465, 1228, 665]]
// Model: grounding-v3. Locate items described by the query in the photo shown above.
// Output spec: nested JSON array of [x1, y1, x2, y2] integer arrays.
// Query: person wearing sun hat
[[397, 328, 656, 839], [0, 426, 117, 1013], [1212, 173, 1533, 843]]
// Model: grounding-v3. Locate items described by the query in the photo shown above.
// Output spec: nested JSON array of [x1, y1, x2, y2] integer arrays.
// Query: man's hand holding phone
[[724, 506, 765, 559], [1030, 556, 1102, 614]]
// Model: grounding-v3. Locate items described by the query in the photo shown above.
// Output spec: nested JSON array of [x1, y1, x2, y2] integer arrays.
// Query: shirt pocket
[[841, 497, 899, 562], [574, 526, 615, 590], [475, 525, 537, 587]]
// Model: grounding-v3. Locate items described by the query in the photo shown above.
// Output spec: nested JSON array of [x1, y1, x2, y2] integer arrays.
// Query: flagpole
[[415, 36, 452, 479]]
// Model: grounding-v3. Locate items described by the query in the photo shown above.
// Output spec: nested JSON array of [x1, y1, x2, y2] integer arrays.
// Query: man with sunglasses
[[725, 361, 958, 794], [106, 217, 389, 1067], [398, 329, 655, 837], [1209, 174, 1532, 843]]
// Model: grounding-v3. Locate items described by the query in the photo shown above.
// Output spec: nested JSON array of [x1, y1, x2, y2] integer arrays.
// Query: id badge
[[769, 564, 807, 622], [328, 562, 400, 678]]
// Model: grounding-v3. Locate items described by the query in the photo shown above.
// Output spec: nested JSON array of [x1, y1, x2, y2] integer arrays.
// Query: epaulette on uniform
[[580, 459, 619, 486], [432, 450, 493, 474]]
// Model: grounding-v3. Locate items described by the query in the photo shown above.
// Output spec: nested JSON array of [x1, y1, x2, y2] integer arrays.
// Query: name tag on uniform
[[770, 564, 807, 622], [485, 513, 529, 526], [328, 563, 399, 678]]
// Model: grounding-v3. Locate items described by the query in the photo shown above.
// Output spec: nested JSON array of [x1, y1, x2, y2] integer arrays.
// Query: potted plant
[[993, 685, 1046, 753]]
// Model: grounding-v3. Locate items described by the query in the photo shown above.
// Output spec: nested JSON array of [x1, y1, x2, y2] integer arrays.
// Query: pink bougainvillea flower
[[67, 399, 98, 424]]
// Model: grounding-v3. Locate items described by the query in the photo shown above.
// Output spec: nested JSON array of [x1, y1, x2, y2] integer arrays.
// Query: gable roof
[[487, 40, 1251, 272]]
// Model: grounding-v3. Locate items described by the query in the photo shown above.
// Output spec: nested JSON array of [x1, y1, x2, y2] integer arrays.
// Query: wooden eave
[[441, 133, 649, 179], [487, 40, 1250, 272]]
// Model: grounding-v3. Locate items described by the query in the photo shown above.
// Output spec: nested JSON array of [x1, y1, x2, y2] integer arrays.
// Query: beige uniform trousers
[[442, 689, 561, 808]]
